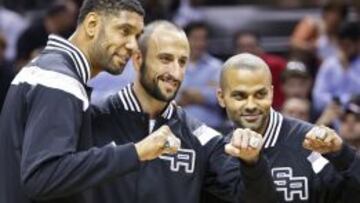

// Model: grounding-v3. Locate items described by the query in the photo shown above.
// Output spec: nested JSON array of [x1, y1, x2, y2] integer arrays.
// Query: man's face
[[188, 27, 207, 59], [282, 76, 312, 99], [281, 98, 310, 121], [323, 10, 343, 31], [92, 11, 144, 75], [235, 34, 259, 55], [218, 68, 273, 133], [340, 113, 360, 142], [339, 39, 359, 61], [140, 29, 190, 102]]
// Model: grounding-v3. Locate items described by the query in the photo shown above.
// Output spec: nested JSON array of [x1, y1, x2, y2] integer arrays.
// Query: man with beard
[[91, 20, 278, 203], [0, 0, 147, 203], [215, 53, 360, 203]]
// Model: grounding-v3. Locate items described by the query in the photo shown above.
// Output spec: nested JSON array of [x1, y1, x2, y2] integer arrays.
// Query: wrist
[[134, 142, 145, 161], [241, 156, 260, 166]]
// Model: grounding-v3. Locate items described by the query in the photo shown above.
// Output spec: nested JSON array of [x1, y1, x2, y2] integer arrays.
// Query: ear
[[269, 85, 274, 101], [83, 12, 100, 38], [132, 51, 143, 72], [216, 88, 226, 108]]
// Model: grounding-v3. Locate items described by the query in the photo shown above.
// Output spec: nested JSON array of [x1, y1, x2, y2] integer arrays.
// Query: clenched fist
[[225, 128, 264, 165], [303, 125, 343, 154], [135, 125, 181, 161]]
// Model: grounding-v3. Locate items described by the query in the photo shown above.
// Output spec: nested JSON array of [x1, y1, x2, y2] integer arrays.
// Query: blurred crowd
[[0, 0, 360, 151]]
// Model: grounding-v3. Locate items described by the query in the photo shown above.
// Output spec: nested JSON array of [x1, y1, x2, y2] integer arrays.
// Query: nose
[[125, 36, 139, 54], [170, 61, 183, 81], [244, 96, 257, 113]]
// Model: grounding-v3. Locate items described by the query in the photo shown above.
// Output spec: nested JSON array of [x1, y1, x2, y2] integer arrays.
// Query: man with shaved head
[[91, 21, 278, 203], [216, 53, 360, 203]]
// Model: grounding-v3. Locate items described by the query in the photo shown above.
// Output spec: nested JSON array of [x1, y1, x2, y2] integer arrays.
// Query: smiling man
[[215, 53, 360, 203], [91, 21, 278, 203], [0, 0, 145, 203]]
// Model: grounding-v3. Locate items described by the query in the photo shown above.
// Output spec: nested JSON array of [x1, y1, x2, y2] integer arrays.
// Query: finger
[[162, 140, 180, 154], [240, 132, 249, 149], [323, 133, 334, 146], [307, 137, 325, 148], [159, 125, 170, 132], [225, 143, 240, 157], [305, 127, 316, 139], [303, 138, 323, 151], [314, 126, 327, 140], [248, 135, 261, 149], [303, 139, 311, 150], [232, 130, 243, 148]]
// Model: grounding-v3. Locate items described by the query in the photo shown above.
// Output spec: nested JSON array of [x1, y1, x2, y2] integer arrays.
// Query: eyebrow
[[231, 87, 267, 94]]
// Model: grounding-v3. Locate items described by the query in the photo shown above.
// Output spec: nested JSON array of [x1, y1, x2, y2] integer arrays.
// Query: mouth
[[241, 114, 262, 122], [158, 74, 179, 92], [114, 54, 130, 67]]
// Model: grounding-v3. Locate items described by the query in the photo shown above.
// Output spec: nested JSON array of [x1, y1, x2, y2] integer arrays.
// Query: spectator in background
[[312, 21, 360, 114], [281, 60, 313, 101], [172, 0, 204, 27], [290, 0, 348, 62], [281, 97, 311, 122], [139, 0, 174, 24], [0, 6, 28, 61], [177, 21, 224, 129], [315, 96, 342, 128], [339, 95, 360, 151], [0, 33, 15, 113], [234, 31, 286, 110], [15, 1, 79, 70]]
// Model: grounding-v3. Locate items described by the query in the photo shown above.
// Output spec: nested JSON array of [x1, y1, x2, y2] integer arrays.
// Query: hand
[[303, 125, 343, 154], [225, 128, 264, 165], [134, 125, 181, 161]]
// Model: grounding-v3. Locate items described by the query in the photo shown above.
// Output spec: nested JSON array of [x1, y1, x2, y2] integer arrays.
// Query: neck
[[68, 30, 100, 78], [258, 114, 270, 136], [133, 80, 169, 119]]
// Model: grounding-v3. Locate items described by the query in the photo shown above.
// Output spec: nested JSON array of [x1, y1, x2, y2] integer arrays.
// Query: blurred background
[[0, 0, 359, 150]]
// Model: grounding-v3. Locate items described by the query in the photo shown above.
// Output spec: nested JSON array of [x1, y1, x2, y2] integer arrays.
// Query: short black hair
[[281, 61, 311, 82], [46, 4, 68, 18], [338, 21, 360, 41], [77, 0, 145, 24], [184, 21, 209, 36], [322, 0, 348, 18], [233, 30, 261, 46]]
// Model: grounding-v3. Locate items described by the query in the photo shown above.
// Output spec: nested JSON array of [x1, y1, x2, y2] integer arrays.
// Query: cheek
[[258, 99, 272, 110], [224, 98, 244, 112]]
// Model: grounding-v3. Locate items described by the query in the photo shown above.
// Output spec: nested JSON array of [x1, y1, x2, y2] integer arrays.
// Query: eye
[[231, 93, 246, 101], [255, 90, 267, 99], [120, 27, 131, 36], [178, 58, 187, 67], [159, 55, 172, 64]]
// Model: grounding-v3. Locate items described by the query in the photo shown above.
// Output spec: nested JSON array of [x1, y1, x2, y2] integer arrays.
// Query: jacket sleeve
[[322, 144, 360, 202], [203, 136, 279, 203], [20, 86, 140, 200]]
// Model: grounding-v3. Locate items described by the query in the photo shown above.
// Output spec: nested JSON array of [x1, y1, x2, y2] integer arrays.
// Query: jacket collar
[[263, 108, 284, 148], [117, 84, 176, 120], [44, 34, 91, 84]]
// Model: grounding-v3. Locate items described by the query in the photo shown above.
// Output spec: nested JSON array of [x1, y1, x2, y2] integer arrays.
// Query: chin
[[239, 120, 262, 131], [106, 66, 124, 75], [162, 93, 176, 102]]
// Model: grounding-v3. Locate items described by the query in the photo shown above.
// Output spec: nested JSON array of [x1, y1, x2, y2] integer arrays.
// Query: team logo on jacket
[[159, 149, 195, 173], [271, 167, 309, 201]]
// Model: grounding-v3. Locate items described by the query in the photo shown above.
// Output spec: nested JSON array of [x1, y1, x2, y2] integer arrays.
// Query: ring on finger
[[249, 136, 261, 148]]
